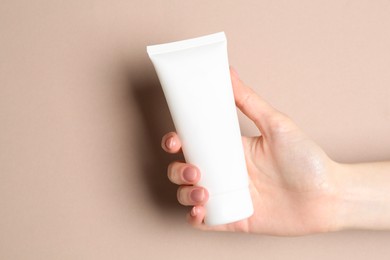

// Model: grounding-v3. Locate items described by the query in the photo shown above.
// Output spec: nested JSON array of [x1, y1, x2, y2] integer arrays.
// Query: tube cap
[[204, 187, 254, 226]]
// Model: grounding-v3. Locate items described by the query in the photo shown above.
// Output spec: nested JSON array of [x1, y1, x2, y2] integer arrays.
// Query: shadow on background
[[128, 59, 184, 213]]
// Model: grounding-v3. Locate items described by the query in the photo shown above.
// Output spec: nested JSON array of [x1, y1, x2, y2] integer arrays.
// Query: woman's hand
[[161, 68, 390, 235]]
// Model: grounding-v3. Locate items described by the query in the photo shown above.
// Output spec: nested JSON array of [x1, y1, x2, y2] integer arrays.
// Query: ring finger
[[177, 186, 208, 206]]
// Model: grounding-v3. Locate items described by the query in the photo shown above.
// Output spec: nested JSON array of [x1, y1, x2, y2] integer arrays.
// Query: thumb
[[230, 67, 281, 136]]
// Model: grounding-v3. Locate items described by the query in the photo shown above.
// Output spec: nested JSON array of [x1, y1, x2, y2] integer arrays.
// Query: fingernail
[[190, 206, 199, 217], [183, 167, 197, 182], [190, 189, 204, 203], [165, 136, 175, 149]]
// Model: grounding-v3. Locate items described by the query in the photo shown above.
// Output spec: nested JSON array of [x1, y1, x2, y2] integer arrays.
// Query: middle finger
[[167, 162, 200, 185]]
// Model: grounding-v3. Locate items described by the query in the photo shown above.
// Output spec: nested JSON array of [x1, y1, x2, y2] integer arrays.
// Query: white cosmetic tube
[[147, 32, 254, 226]]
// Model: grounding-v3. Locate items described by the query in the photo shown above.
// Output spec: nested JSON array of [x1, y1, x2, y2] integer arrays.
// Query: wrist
[[331, 162, 357, 231], [332, 161, 390, 231], [319, 161, 348, 233]]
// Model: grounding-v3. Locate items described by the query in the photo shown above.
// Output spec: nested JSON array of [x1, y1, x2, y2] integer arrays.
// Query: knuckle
[[267, 113, 295, 134], [167, 161, 186, 184], [161, 134, 170, 149], [237, 90, 254, 109], [176, 186, 187, 205], [167, 162, 177, 181]]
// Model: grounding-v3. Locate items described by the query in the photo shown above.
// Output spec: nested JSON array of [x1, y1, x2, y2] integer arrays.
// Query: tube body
[[147, 32, 253, 226]]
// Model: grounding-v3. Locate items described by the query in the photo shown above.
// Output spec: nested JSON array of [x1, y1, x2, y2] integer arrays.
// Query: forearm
[[335, 161, 390, 231]]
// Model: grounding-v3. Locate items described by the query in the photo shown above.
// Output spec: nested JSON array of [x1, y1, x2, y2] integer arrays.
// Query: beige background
[[1, 0, 390, 259]]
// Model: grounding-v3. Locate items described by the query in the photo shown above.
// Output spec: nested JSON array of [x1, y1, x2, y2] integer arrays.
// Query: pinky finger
[[186, 206, 239, 233], [186, 206, 221, 232], [187, 206, 206, 228]]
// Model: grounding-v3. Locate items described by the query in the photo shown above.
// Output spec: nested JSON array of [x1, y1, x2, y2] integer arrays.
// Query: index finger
[[161, 132, 182, 153]]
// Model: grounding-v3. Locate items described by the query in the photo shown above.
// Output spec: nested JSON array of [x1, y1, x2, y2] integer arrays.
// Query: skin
[[161, 68, 390, 236]]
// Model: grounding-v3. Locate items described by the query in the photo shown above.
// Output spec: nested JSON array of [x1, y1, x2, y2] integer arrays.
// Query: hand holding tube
[[162, 68, 390, 235]]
